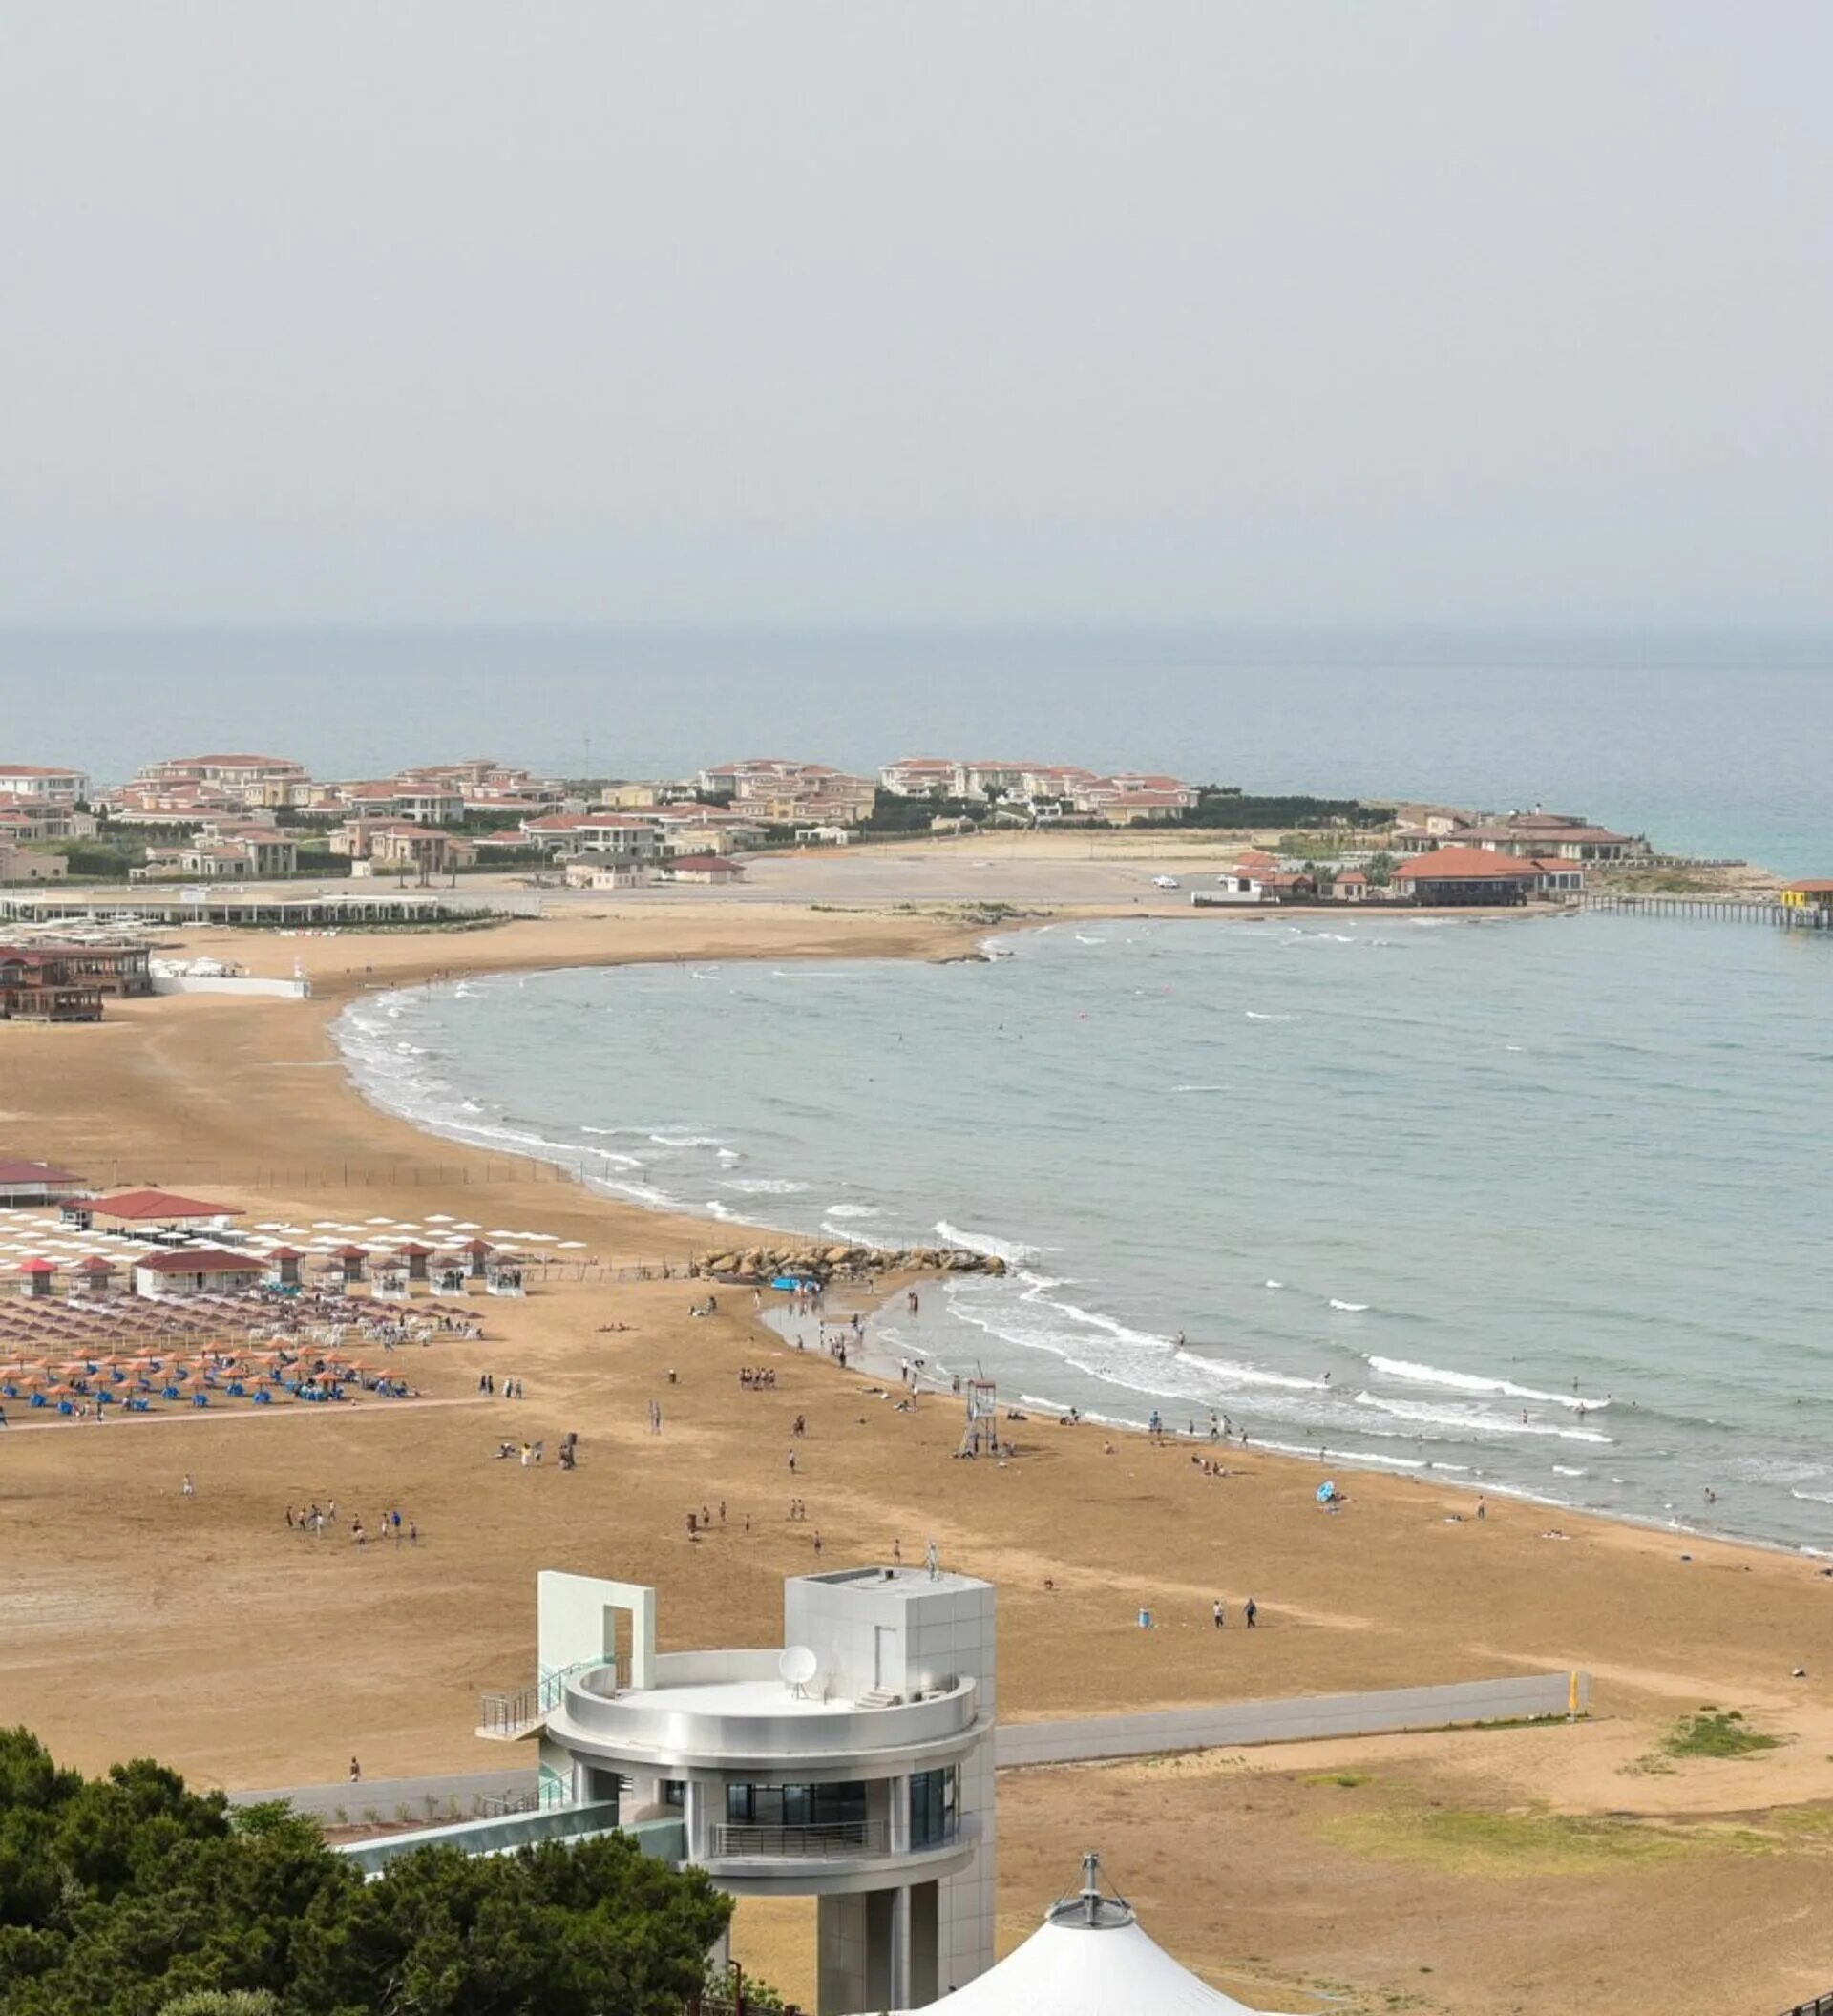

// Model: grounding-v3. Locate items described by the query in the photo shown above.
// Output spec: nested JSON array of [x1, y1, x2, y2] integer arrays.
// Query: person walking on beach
[[181, 1474, 194, 1499], [349, 1756, 362, 1784], [1212, 1599, 1225, 1629], [1244, 1596, 1257, 1628], [812, 1529, 823, 1557]]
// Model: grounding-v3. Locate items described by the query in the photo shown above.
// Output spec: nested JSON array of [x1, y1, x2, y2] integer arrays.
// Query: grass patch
[[1663, 1711, 1783, 1760], [1321, 1805, 1704, 1876], [1303, 1771, 1372, 1789]]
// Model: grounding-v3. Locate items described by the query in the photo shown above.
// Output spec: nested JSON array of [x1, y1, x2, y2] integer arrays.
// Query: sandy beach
[[3, 867, 1831, 2014]]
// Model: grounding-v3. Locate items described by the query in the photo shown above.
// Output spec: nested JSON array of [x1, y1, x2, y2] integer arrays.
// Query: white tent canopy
[[898, 1858, 1300, 2016]]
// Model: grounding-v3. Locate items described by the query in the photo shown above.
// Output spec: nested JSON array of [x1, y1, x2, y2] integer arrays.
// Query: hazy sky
[[4, 3, 1829, 627]]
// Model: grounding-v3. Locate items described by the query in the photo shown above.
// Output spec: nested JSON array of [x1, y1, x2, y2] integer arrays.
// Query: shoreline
[[5, 890, 1831, 1809], [320, 914, 1831, 1566]]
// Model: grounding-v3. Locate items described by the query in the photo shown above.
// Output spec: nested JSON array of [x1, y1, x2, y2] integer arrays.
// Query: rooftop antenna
[[1047, 1851, 1134, 1931]]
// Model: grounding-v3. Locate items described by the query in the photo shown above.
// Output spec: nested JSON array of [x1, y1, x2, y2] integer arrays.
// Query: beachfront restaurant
[[0, 1158, 88, 1208], [1389, 846, 1545, 907]]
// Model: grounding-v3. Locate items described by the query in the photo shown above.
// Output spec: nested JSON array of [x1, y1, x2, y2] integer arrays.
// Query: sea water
[[335, 912, 1833, 1554]]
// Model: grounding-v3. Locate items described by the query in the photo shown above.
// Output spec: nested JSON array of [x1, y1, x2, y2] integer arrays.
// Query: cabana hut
[[332, 1243, 369, 1285], [430, 1256, 468, 1296], [485, 1254, 526, 1298], [394, 1240, 434, 1283], [267, 1245, 304, 1289], [76, 1254, 118, 1296], [16, 1257, 57, 1299], [461, 1236, 495, 1282], [371, 1262, 410, 1301]]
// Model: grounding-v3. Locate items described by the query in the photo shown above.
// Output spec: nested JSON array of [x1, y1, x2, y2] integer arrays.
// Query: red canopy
[[84, 1188, 244, 1221]]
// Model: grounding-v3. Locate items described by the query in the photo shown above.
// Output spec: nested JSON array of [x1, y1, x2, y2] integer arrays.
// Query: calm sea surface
[[335, 914, 1833, 1554]]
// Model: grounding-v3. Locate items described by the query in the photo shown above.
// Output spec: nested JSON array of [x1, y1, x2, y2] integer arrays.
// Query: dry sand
[[2, 888, 1829, 2015]]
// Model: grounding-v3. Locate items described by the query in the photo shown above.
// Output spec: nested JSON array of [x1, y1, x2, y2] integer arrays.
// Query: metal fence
[[710, 1819, 889, 1858]]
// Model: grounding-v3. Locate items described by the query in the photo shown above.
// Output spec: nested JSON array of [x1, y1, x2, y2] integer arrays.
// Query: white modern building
[[509, 1564, 997, 2015]]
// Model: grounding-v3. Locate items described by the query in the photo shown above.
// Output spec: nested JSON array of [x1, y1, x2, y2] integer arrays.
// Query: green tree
[[0, 1731, 735, 2016]]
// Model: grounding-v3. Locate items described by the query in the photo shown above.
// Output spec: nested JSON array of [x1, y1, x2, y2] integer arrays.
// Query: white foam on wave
[[1366, 1354, 1610, 1414], [1790, 1488, 1833, 1505], [1074, 934, 1106, 946], [824, 1204, 880, 1220], [1552, 1464, 1588, 1477], [1245, 1010, 1294, 1021], [649, 1133, 726, 1149], [1264, 1279, 1284, 1290], [935, 1220, 1046, 1266], [1329, 1299, 1369, 1312], [1173, 1083, 1229, 1094], [1353, 1391, 1612, 1443], [719, 1178, 812, 1195]]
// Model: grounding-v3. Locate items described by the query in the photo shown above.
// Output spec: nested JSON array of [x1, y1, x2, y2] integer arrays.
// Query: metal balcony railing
[[477, 1657, 613, 1738], [710, 1818, 890, 1858]]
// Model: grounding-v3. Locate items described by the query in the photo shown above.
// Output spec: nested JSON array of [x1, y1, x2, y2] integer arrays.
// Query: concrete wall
[[150, 973, 310, 998], [993, 1670, 1589, 1769], [537, 1570, 655, 1687]]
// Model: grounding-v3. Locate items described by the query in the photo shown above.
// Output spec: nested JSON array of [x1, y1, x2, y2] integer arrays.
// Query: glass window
[[662, 1779, 685, 1809], [909, 1768, 957, 1847], [726, 1784, 753, 1823]]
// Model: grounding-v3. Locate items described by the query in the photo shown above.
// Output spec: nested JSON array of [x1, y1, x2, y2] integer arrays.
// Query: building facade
[[517, 1565, 996, 2015]]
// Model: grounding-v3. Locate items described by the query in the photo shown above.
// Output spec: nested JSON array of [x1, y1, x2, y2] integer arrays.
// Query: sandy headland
[[2, 851, 1830, 2015]]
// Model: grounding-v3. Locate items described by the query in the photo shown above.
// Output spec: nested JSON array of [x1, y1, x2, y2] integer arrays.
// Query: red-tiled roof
[[670, 854, 742, 872], [135, 1249, 264, 1274], [1392, 847, 1543, 880], [1782, 879, 1833, 892], [165, 754, 302, 768], [86, 1188, 244, 1220], [0, 1159, 84, 1186]]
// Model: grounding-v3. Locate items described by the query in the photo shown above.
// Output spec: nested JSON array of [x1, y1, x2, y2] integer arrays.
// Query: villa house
[[132, 754, 312, 808], [0, 764, 89, 804], [520, 812, 660, 865], [662, 853, 747, 884], [352, 823, 478, 877], [0, 843, 67, 883], [879, 757, 959, 798]]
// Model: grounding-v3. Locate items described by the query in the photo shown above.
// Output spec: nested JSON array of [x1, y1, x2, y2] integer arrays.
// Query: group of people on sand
[[738, 1366, 777, 1389], [281, 1496, 419, 1546], [477, 1373, 527, 1396], [1211, 1596, 1258, 1629]]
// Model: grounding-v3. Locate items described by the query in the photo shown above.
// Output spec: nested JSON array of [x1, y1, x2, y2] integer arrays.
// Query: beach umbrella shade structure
[[895, 1856, 1302, 2016]]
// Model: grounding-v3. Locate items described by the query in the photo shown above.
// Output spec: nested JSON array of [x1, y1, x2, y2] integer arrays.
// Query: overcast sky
[[3, 3, 1829, 628]]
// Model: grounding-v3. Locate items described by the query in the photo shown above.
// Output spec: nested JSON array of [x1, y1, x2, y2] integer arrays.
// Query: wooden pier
[[1582, 893, 1831, 930]]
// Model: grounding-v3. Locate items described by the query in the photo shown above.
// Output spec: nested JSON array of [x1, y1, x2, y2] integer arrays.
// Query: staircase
[[477, 1658, 611, 1740]]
